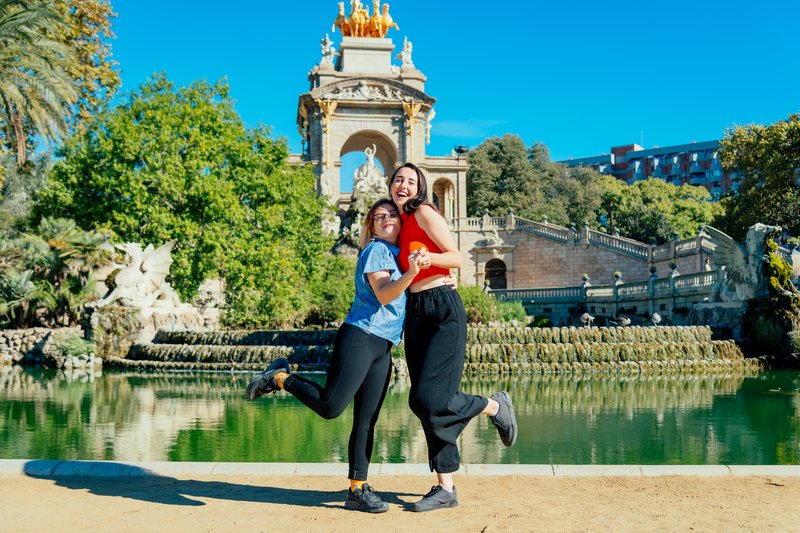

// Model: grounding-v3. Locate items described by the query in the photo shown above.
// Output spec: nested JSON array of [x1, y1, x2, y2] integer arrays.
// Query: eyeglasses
[[373, 212, 399, 223]]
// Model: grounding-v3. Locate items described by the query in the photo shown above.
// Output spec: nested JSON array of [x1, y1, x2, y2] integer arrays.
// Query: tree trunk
[[12, 112, 27, 166]]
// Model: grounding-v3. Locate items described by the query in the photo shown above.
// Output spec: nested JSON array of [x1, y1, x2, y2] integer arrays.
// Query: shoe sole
[[497, 391, 517, 447], [344, 500, 389, 513]]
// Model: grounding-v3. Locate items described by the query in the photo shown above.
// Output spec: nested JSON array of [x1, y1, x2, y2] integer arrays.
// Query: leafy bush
[[499, 300, 527, 322], [306, 254, 357, 326], [458, 286, 499, 323], [0, 217, 111, 328], [457, 286, 528, 324], [52, 334, 94, 358], [529, 315, 551, 327]]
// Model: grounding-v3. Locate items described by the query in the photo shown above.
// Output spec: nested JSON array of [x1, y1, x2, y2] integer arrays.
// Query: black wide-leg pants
[[404, 286, 488, 473], [283, 323, 392, 481]]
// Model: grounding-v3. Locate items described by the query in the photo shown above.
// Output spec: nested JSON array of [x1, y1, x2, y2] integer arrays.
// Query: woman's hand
[[415, 248, 431, 270], [408, 249, 424, 276], [442, 270, 458, 289]]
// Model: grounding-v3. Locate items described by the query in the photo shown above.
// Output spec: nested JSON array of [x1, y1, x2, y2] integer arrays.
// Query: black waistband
[[408, 285, 455, 299]]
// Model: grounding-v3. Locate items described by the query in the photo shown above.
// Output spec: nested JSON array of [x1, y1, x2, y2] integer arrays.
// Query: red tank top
[[399, 210, 451, 284]]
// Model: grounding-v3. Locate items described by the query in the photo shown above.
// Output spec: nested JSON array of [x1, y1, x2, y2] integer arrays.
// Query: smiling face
[[389, 166, 419, 210], [363, 201, 401, 247]]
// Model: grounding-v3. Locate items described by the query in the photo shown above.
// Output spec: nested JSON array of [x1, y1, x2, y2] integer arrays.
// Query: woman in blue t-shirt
[[247, 198, 427, 513]]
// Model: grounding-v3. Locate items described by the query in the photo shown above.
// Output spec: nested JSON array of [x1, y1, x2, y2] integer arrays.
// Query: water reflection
[[1, 366, 798, 465]]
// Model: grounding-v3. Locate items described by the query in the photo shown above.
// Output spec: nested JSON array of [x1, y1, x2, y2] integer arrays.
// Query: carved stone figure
[[97, 241, 189, 309], [322, 81, 408, 101], [346, 145, 388, 242], [320, 34, 338, 64], [396, 37, 413, 66], [483, 229, 502, 247], [705, 223, 782, 302]]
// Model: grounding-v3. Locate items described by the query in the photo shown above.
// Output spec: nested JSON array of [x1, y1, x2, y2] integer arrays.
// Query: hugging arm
[[367, 253, 422, 305], [414, 205, 462, 269]]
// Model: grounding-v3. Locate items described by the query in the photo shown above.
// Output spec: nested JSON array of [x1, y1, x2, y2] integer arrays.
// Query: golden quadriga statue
[[333, 0, 399, 38]]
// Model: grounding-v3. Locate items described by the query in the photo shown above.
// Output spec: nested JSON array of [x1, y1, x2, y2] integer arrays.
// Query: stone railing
[[587, 230, 649, 259], [673, 271, 717, 294], [493, 286, 582, 303], [514, 219, 572, 243], [493, 270, 718, 322]]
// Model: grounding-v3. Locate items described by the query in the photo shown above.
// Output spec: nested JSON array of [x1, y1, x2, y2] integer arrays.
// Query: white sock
[[440, 485, 454, 493]]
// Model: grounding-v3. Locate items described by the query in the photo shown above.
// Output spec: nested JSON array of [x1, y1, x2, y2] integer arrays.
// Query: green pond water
[[1, 367, 798, 465]]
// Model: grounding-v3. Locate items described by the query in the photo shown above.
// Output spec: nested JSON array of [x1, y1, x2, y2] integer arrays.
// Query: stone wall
[[0, 327, 82, 365], [0, 328, 54, 364]]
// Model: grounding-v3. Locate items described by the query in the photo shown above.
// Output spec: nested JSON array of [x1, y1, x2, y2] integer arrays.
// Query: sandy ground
[[1, 474, 799, 532]]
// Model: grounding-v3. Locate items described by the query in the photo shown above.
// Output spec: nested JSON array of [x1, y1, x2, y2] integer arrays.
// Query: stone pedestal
[[687, 302, 749, 340], [336, 37, 394, 73]]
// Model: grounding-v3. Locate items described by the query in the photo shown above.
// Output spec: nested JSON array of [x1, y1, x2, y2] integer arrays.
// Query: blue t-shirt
[[343, 239, 406, 345]]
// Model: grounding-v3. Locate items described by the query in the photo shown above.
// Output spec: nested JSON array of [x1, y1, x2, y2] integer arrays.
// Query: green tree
[[37, 74, 334, 327], [0, 0, 77, 165], [717, 113, 800, 240], [466, 136, 602, 226], [597, 178, 723, 243], [466, 134, 539, 218], [48, 0, 119, 123], [530, 144, 602, 226]]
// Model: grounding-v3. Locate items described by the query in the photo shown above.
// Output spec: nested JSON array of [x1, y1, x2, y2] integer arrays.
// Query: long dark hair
[[388, 162, 433, 215]]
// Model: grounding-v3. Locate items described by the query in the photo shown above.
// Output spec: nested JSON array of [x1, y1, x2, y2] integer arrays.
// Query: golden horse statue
[[332, 2, 350, 36], [332, 0, 398, 37]]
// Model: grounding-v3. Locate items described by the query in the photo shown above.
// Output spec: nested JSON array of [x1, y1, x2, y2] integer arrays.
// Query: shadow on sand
[[24, 460, 415, 509]]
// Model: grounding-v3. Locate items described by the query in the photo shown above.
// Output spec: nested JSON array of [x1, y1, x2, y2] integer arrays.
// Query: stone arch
[[339, 130, 398, 174], [485, 258, 507, 290], [431, 177, 456, 219]]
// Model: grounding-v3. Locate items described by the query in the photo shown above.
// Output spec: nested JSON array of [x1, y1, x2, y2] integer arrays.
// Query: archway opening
[[485, 259, 507, 290], [339, 131, 398, 194], [432, 178, 455, 219], [340, 152, 385, 193]]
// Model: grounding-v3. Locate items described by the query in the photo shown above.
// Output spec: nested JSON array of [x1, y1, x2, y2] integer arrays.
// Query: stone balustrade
[[493, 270, 718, 326]]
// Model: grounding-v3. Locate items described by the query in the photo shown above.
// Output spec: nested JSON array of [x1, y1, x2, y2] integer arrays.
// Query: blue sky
[[113, 1, 798, 176]]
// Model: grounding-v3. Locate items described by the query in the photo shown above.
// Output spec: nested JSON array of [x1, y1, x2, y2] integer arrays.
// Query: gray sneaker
[[490, 391, 517, 446], [246, 358, 290, 400], [344, 483, 389, 513], [411, 485, 458, 512]]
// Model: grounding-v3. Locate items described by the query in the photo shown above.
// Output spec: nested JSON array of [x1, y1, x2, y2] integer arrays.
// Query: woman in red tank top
[[388, 163, 518, 512]]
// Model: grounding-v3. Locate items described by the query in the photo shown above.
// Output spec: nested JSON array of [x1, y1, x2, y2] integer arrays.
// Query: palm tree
[[0, 0, 77, 165]]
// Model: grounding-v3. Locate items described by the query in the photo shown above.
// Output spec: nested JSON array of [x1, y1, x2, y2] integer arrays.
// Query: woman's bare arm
[[414, 204, 462, 269], [367, 252, 422, 305]]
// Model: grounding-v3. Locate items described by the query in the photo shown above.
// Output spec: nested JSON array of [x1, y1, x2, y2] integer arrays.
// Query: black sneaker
[[246, 358, 290, 400], [490, 391, 517, 446], [344, 483, 389, 513], [411, 485, 458, 512]]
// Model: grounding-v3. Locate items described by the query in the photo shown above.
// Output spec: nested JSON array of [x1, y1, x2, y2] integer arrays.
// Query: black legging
[[282, 322, 392, 480], [405, 285, 488, 473]]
